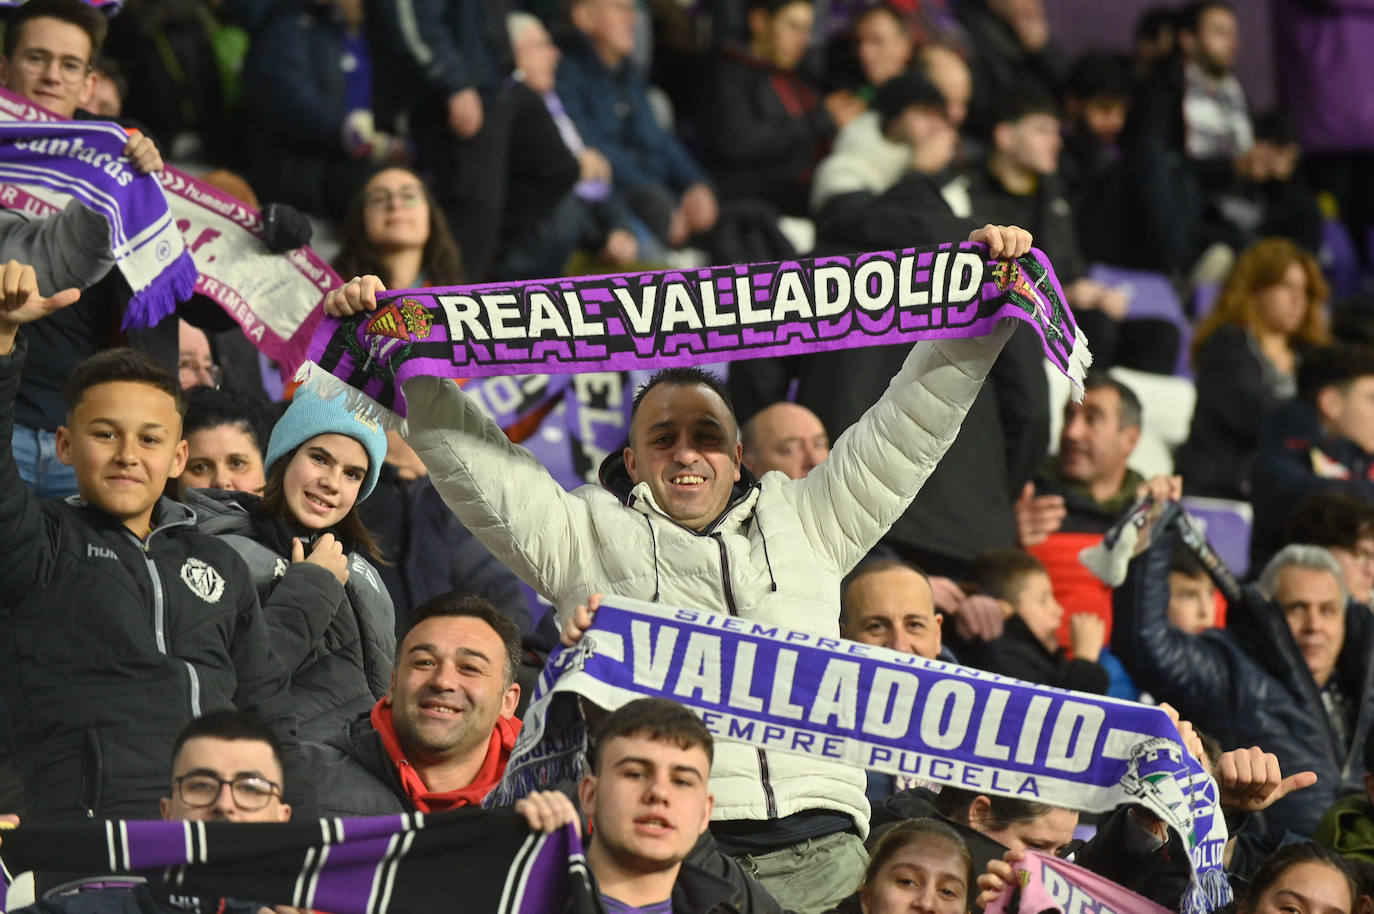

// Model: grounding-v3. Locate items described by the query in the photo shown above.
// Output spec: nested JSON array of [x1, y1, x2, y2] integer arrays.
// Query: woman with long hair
[[186, 380, 395, 741], [1177, 237, 1330, 498], [334, 166, 464, 290]]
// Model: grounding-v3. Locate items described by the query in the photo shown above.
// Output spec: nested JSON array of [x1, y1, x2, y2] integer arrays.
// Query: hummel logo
[[86, 543, 117, 560]]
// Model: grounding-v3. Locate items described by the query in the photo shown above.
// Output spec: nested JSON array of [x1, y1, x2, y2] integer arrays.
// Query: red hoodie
[[369, 699, 522, 812]]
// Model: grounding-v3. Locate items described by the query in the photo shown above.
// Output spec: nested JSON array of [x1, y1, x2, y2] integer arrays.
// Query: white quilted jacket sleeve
[[785, 319, 1017, 573], [400, 376, 592, 601]]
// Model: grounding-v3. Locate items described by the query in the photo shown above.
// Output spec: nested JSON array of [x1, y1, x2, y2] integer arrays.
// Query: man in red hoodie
[[308, 592, 526, 815]]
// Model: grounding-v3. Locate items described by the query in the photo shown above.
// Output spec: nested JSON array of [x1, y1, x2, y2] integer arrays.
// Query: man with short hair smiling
[[1115, 498, 1374, 836], [308, 591, 524, 816], [322, 223, 1033, 911]]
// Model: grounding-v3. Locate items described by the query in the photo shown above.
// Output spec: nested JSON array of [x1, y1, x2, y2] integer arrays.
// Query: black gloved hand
[[260, 202, 313, 254]]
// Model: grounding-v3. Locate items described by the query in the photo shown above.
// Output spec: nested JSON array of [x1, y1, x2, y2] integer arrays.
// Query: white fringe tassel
[[292, 360, 410, 435], [1067, 324, 1094, 401]]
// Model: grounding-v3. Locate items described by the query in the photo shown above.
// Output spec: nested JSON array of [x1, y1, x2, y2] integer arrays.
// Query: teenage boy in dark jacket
[[0, 272, 305, 824]]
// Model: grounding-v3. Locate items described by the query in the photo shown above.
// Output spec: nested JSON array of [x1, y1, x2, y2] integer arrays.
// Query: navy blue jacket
[[372, 0, 511, 104], [555, 35, 705, 193], [1112, 514, 1374, 837], [358, 464, 535, 637], [1249, 397, 1374, 572], [0, 335, 308, 823]]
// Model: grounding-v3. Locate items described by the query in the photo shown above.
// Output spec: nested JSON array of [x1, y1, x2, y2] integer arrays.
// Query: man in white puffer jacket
[[322, 224, 1033, 912]]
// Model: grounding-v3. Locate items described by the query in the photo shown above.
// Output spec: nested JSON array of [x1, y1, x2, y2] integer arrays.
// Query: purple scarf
[[303, 243, 1090, 421]]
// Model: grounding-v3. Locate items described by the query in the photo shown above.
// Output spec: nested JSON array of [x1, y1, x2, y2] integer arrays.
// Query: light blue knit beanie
[[265, 381, 388, 502]]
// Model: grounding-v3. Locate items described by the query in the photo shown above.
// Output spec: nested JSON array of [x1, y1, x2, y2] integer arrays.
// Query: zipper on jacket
[[140, 548, 168, 655], [134, 530, 202, 718], [714, 533, 779, 818]]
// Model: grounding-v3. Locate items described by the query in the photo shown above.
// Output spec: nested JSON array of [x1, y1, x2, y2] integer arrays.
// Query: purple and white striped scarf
[[0, 86, 341, 373], [0, 118, 196, 330], [494, 596, 1234, 914], [0, 810, 595, 914]]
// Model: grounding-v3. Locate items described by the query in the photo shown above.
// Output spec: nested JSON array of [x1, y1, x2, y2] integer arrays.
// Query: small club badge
[[180, 557, 226, 604]]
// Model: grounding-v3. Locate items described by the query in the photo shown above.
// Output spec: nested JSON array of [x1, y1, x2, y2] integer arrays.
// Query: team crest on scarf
[[366, 298, 435, 343], [993, 258, 1065, 345], [1118, 737, 1217, 851]]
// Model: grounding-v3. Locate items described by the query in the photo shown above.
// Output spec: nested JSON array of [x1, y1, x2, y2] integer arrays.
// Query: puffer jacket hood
[[597, 449, 760, 517]]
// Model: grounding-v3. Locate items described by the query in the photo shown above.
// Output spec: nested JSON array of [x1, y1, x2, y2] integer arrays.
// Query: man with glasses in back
[[0, 0, 170, 498], [0, 711, 302, 908]]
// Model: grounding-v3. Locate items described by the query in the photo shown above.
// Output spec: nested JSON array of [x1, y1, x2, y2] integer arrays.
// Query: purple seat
[[1191, 281, 1221, 322], [1087, 264, 1193, 376], [1322, 217, 1363, 299], [1180, 496, 1253, 579]]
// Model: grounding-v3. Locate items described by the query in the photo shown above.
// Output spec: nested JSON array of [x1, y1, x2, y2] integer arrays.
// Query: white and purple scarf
[[493, 596, 1234, 914], [0, 86, 340, 372], [0, 118, 195, 330]]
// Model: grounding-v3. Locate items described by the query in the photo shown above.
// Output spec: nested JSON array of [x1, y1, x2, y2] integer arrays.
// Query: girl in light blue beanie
[[186, 378, 395, 741]]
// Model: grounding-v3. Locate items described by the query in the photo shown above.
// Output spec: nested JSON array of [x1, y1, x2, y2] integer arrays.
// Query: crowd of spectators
[[5, 0, 1374, 911]]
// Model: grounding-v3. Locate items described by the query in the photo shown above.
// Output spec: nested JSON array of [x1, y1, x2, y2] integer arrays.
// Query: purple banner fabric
[[0, 119, 196, 329], [0, 811, 597, 914], [306, 243, 1089, 419], [0, 0, 120, 9], [985, 851, 1174, 914]]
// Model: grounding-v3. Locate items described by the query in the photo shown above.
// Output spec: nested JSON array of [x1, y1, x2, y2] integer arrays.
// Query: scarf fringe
[[119, 250, 198, 331], [292, 360, 409, 435], [1067, 323, 1093, 401]]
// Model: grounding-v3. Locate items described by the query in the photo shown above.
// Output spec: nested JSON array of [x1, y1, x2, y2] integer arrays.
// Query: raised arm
[[1110, 511, 1243, 724], [0, 269, 82, 600], [784, 225, 1030, 573], [323, 272, 601, 605]]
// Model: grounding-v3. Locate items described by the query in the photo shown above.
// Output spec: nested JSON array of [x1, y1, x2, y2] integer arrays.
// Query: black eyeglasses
[[173, 773, 282, 810]]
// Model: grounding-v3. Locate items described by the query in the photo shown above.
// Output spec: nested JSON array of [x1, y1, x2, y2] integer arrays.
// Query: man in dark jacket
[[371, 0, 578, 280], [1119, 1, 1248, 274], [968, 87, 1178, 373], [698, 0, 835, 218], [239, 0, 407, 221], [0, 292, 305, 825], [557, 0, 718, 249], [954, 0, 1068, 143], [1020, 373, 1144, 646], [576, 698, 764, 914], [1250, 344, 1374, 572], [1113, 509, 1374, 837]]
